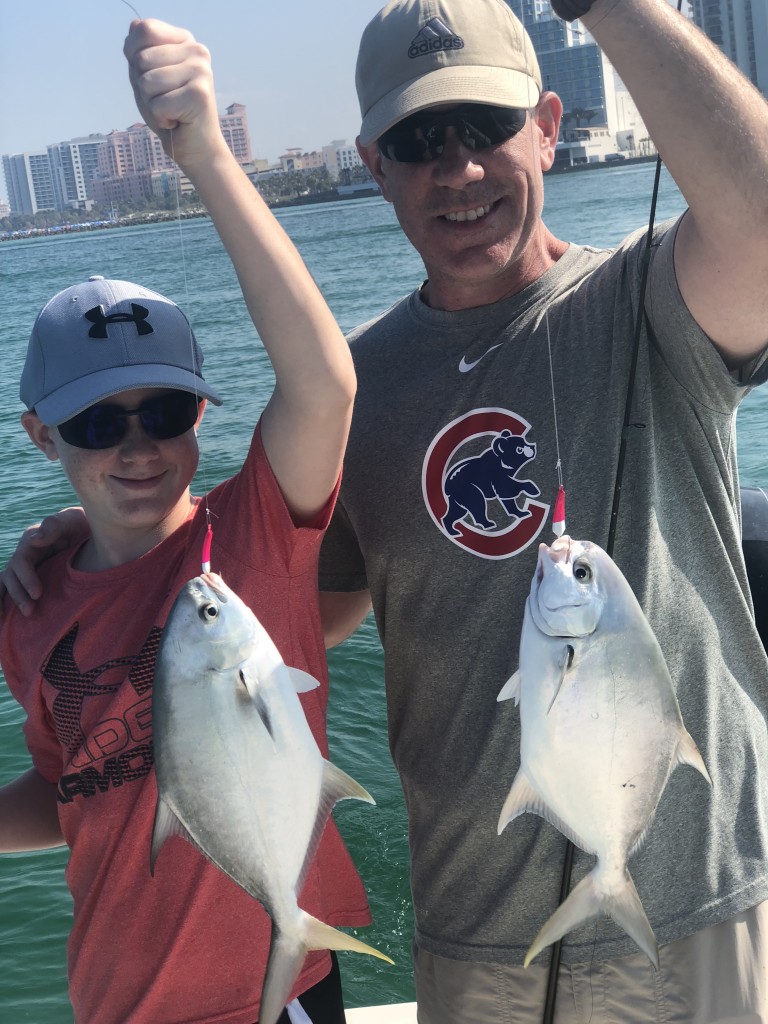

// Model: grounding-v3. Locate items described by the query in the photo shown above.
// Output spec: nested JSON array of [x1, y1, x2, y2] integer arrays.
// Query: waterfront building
[[505, 0, 650, 166], [220, 103, 252, 164], [692, 0, 768, 93], [2, 104, 253, 216], [2, 152, 56, 215], [320, 141, 364, 179], [47, 136, 106, 211]]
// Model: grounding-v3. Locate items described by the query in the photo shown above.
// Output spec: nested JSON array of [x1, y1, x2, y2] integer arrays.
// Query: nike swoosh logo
[[458, 344, 503, 373]]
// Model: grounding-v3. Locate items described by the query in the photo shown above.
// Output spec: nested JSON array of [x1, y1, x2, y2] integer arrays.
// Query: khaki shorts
[[413, 901, 768, 1024]]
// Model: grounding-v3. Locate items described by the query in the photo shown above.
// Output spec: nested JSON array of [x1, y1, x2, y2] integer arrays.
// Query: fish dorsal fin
[[497, 670, 521, 704], [151, 797, 200, 874], [497, 771, 596, 855], [295, 761, 375, 895], [676, 728, 712, 785], [288, 667, 320, 693]]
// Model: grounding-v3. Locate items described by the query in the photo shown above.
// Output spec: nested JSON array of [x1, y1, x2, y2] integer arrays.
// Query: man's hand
[[0, 508, 89, 616]]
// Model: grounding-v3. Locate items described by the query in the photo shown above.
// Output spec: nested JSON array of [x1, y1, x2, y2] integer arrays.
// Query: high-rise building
[[505, 0, 649, 164], [47, 136, 106, 210], [2, 104, 253, 216], [220, 103, 252, 164], [2, 152, 56, 215], [692, 0, 768, 93]]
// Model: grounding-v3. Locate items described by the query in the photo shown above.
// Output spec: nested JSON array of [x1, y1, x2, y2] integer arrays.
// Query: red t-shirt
[[0, 427, 371, 1024]]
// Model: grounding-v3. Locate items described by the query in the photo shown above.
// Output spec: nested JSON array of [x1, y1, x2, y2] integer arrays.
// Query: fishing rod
[[541, 156, 663, 1024], [541, 0, 686, 1005]]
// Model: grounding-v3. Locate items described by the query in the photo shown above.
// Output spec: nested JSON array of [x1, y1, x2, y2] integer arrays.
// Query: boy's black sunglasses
[[377, 104, 529, 164], [57, 391, 202, 450]]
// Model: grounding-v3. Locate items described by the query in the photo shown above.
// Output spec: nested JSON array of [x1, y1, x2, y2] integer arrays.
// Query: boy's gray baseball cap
[[356, 0, 542, 146], [21, 276, 222, 426]]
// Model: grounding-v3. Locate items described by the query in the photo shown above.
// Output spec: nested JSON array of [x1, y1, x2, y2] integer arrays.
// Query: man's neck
[[421, 231, 569, 312]]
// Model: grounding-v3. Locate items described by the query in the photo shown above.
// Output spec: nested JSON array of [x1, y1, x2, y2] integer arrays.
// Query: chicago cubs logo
[[422, 409, 548, 559]]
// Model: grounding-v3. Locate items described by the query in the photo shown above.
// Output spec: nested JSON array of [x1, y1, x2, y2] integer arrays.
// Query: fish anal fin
[[498, 772, 595, 853], [151, 797, 198, 874], [676, 729, 712, 785], [497, 670, 521, 704], [524, 869, 659, 970], [287, 666, 320, 693], [497, 772, 538, 834]]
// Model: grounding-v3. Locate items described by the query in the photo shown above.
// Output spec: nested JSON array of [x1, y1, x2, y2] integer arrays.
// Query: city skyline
[[1, 0, 385, 203]]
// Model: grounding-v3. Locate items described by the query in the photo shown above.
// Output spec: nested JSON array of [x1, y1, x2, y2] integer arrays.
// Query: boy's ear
[[21, 412, 60, 462], [195, 398, 207, 434]]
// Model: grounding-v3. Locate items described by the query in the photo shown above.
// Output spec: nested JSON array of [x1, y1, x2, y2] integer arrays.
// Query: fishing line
[[168, 130, 216, 571], [119, 0, 215, 571]]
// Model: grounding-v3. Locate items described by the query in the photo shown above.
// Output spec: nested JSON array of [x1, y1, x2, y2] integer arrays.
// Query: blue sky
[[0, 0, 386, 202]]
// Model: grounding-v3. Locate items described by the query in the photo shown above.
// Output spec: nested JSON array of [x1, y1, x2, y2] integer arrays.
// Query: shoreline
[[0, 156, 658, 242]]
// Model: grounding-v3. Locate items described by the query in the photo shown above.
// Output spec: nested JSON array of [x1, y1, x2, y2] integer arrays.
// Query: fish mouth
[[198, 572, 230, 602]]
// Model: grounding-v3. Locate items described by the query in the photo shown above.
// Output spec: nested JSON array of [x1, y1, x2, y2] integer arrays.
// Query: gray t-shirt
[[320, 217, 768, 964]]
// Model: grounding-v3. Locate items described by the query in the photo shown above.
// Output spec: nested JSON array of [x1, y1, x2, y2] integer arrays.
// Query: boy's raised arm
[[124, 20, 356, 523]]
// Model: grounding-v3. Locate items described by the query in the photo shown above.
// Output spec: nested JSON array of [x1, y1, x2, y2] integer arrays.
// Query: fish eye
[[199, 602, 219, 622], [573, 560, 593, 583]]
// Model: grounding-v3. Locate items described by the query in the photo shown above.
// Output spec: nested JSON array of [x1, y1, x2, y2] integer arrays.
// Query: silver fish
[[151, 573, 392, 1024], [497, 537, 711, 967]]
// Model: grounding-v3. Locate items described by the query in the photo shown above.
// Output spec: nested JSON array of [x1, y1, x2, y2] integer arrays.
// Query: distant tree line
[[2, 164, 376, 233]]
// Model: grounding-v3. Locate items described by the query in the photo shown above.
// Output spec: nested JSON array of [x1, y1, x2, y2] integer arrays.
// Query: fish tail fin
[[259, 916, 394, 1024], [303, 912, 395, 964], [259, 926, 309, 1024], [524, 869, 659, 970]]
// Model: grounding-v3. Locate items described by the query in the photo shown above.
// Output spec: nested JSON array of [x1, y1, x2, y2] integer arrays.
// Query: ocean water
[[1, 163, 767, 1020]]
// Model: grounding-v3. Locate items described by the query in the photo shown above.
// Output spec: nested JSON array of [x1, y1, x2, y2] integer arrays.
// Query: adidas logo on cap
[[408, 16, 464, 59]]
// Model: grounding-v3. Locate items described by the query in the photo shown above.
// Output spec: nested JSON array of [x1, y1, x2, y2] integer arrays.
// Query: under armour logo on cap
[[84, 303, 155, 339]]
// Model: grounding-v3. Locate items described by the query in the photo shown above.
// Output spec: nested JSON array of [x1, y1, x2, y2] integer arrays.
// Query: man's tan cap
[[356, 0, 542, 146]]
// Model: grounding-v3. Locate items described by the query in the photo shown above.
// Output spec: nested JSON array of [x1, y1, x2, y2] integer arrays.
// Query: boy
[[0, 19, 369, 1024]]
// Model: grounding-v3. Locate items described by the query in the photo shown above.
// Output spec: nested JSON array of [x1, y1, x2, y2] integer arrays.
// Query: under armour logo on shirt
[[84, 303, 154, 339]]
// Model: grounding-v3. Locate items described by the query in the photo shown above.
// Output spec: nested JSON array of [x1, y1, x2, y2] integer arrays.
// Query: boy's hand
[[0, 508, 89, 617], [123, 19, 227, 171]]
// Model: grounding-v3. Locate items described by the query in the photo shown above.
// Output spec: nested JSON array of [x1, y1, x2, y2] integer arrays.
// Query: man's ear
[[356, 136, 393, 202], [534, 92, 563, 172], [21, 412, 60, 462]]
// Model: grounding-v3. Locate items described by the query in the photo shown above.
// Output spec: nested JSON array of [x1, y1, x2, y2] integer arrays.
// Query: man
[[319, 0, 768, 1020]]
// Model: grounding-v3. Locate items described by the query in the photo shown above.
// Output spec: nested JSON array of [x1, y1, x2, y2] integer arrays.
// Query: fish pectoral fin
[[676, 728, 712, 786], [524, 868, 659, 970], [150, 797, 197, 874], [253, 692, 276, 743], [497, 670, 522, 704], [546, 645, 574, 715], [287, 667, 320, 693]]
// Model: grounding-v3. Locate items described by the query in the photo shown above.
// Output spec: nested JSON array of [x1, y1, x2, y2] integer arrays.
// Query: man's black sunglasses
[[377, 104, 529, 164], [57, 391, 202, 450]]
